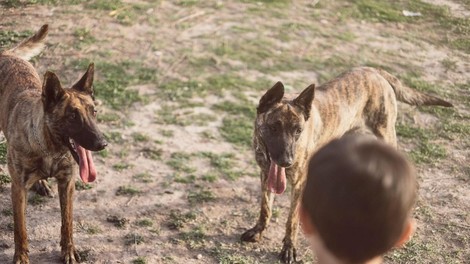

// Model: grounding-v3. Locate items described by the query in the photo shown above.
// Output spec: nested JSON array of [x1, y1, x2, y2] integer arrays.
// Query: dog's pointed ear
[[72, 63, 94, 95], [257, 81, 284, 114], [42, 71, 65, 109], [293, 83, 315, 119]]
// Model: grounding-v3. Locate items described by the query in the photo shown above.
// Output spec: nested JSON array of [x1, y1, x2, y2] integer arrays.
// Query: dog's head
[[41, 63, 107, 161], [256, 81, 315, 168]]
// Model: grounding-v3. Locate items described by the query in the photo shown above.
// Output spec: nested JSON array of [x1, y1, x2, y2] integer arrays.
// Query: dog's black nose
[[96, 140, 108, 150], [278, 158, 293, 168]]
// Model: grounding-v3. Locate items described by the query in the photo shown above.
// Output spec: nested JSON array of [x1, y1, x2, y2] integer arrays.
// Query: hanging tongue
[[74, 140, 97, 183], [267, 161, 286, 194]]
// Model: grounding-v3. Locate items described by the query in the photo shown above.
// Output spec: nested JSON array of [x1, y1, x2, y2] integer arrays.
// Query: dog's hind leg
[[11, 172, 30, 264], [31, 179, 53, 197], [58, 176, 79, 264], [241, 170, 274, 242], [279, 182, 302, 264]]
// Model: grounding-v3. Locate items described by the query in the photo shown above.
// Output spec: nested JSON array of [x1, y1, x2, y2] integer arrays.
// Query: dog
[[0, 24, 107, 264], [241, 67, 452, 263]]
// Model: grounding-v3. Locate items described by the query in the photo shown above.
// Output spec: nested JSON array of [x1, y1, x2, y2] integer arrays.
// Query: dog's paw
[[62, 249, 80, 264], [32, 180, 54, 197], [279, 242, 298, 264], [241, 225, 264, 242], [13, 252, 29, 264]]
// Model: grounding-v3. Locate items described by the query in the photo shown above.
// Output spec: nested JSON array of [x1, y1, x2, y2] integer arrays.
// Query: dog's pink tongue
[[268, 161, 286, 194], [74, 141, 97, 183]]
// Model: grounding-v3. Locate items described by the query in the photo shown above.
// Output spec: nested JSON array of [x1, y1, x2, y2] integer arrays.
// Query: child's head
[[300, 135, 417, 264]]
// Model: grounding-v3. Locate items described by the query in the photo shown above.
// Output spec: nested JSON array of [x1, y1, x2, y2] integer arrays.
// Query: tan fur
[[1, 24, 49, 61], [241, 67, 452, 263], [0, 25, 105, 264]]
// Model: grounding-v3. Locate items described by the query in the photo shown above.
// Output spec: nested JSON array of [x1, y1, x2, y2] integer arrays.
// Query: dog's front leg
[[11, 175, 30, 264], [58, 177, 79, 264], [279, 182, 303, 264], [241, 170, 274, 242]]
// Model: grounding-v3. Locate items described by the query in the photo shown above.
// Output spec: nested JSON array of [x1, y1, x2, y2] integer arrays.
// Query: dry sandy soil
[[0, 0, 469, 263]]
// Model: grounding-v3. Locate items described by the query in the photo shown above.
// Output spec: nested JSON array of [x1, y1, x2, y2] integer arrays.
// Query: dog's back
[[309, 67, 452, 148], [0, 25, 48, 131]]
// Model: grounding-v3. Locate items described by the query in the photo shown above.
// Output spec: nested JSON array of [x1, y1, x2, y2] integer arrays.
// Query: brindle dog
[[241, 67, 452, 263], [0, 25, 107, 264]]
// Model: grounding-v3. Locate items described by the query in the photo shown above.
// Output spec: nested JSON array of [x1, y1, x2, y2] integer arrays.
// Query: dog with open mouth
[[0, 24, 107, 264], [241, 67, 452, 263]]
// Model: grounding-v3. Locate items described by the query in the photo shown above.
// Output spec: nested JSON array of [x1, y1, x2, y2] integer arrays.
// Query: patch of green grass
[[97, 112, 121, 123], [132, 132, 149, 142], [167, 152, 195, 173], [155, 105, 217, 126], [240, 0, 290, 6], [339, 0, 470, 53], [340, 0, 451, 23], [0, 141, 7, 164], [201, 173, 218, 183], [97, 149, 109, 158], [219, 116, 253, 147], [210, 247, 257, 264], [180, 225, 206, 246], [200, 130, 217, 140], [86, 0, 122, 10], [386, 240, 434, 262], [168, 210, 197, 230], [104, 131, 124, 144], [79, 223, 102, 235], [401, 73, 441, 94], [133, 172, 153, 183], [0, 173, 11, 185], [174, 174, 196, 184], [0, 30, 32, 48], [140, 147, 163, 160], [86, 1, 152, 24], [72, 59, 156, 109], [158, 80, 203, 101], [73, 27, 96, 49], [136, 218, 153, 227], [75, 181, 93, 191], [2, 208, 13, 216], [440, 58, 457, 72], [450, 38, 470, 54], [113, 162, 132, 171], [28, 193, 47, 206], [124, 233, 144, 245], [188, 189, 215, 205], [396, 123, 446, 164], [159, 129, 174, 137], [176, 0, 198, 6], [213, 100, 256, 119], [0, 0, 80, 7], [107, 215, 129, 228], [132, 257, 147, 264], [197, 152, 243, 180], [116, 185, 141, 196]]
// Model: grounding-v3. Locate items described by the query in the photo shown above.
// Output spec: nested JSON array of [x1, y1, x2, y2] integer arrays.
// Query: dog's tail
[[377, 69, 453, 107], [3, 24, 48, 61]]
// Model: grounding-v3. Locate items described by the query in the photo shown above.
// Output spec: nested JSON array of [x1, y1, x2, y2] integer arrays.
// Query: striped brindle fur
[[241, 67, 452, 263], [0, 25, 107, 264]]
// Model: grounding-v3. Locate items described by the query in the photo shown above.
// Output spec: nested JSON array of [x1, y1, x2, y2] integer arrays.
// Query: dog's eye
[[295, 127, 302, 135]]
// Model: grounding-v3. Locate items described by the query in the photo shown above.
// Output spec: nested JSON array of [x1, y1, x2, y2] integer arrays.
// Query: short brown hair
[[302, 135, 417, 263]]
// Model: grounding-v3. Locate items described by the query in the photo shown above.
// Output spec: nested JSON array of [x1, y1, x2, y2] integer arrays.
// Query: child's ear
[[299, 205, 315, 235], [395, 219, 416, 247]]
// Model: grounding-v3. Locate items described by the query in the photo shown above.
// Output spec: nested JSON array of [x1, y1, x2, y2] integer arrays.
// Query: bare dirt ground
[[0, 0, 469, 263]]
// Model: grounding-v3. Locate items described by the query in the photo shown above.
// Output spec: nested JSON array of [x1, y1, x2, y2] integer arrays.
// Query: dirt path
[[0, 0, 468, 263]]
